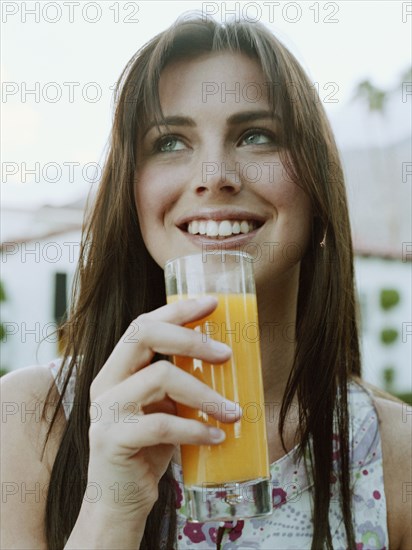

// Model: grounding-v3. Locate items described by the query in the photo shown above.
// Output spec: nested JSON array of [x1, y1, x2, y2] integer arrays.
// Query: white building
[[355, 255, 411, 394], [331, 86, 411, 395], [1, 200, 83, 372]]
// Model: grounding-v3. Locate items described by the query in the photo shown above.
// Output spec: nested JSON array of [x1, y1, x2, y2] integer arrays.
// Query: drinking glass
[[164, 250, 272, 522]]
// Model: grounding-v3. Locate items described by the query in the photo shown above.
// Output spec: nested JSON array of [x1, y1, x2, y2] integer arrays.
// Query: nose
[[194, 157, 242, 196]]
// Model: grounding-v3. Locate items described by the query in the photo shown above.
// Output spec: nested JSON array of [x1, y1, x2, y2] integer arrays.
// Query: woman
[[1, 15, 410, 550]]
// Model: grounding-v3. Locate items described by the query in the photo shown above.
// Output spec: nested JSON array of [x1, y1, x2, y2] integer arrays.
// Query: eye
[[154, 135, 186, 153], [239, 129, 277, 146]]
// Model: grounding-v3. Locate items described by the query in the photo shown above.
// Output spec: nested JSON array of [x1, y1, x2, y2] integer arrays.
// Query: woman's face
[[134, 51, 312, 287]]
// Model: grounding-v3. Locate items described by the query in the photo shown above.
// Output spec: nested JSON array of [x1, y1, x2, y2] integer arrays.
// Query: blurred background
[[1, 1, 411, 402]]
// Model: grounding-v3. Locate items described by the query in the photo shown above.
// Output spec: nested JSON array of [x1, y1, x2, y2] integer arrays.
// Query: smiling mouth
[[179, 219, 264, 239]]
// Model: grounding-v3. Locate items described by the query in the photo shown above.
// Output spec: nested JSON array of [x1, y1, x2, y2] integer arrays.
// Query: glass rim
[[164, 250, 254, 269]]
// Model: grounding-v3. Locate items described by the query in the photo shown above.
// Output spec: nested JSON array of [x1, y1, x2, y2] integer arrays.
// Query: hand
[[87, 296, 240, 518]]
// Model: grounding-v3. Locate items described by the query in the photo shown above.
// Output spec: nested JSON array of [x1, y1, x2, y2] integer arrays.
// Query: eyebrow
[[143, 116, 195, 137], [143, 110, 279, 136], [226, 110, 279, 125]]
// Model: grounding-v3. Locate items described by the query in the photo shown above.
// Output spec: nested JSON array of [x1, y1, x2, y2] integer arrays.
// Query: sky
[[1, 0, 411, 208]]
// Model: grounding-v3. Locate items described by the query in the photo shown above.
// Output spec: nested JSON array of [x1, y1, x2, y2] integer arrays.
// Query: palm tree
[[353, 65, 411, 113], [354, 80, 387, 111]]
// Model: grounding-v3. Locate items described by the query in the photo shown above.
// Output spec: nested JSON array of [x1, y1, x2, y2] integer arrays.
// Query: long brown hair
[[42, 15, 360, 549]]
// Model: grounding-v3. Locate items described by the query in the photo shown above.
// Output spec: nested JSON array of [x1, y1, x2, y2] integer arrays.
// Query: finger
[[123, 320, 231, 367], [142, 397, 177, 416], [102, 361, 242, 424], [94, 296, 220, 382], [119, 296, 224, 365], [93, 299, 231, 397], [115, 414, 228, 450], [144, 295, 219, 324]]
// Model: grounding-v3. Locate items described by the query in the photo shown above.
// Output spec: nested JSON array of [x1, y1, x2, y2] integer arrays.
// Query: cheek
[[278, 184, 312, 241], [257, 162, 310, 214], [279, 183, 312, 222], [134, 166, 182, 231], [257, 164, 312, 253]]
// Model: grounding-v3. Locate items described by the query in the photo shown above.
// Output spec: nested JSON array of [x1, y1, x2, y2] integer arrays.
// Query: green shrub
[[382, 366, 395, 390], [380, 328, 398, 345], [0, 281, 6, 302], [380, 289, 400, 310], [395, 393, 412, 405]]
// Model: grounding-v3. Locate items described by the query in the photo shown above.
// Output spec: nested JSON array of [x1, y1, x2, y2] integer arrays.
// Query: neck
[[255, 265, 302, 458], [256, 266, 300, 406]]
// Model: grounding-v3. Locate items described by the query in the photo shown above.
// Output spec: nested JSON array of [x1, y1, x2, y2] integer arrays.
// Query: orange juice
[[168, 293, 269, 487]]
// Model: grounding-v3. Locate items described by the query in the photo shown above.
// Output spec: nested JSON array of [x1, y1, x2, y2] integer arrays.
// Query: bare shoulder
[[0, 365, 66, 549], [1, 363, 55, 399], [1, 364, 66, 469], [373, 396, 411, 550]]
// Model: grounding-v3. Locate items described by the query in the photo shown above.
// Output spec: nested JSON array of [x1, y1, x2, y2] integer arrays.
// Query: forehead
[[158, 51, 269, 112]]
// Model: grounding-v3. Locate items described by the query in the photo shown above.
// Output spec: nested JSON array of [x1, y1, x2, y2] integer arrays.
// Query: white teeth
[[186, 219, 258, 238], [206, 220, 219, 237], [190, 220, 199, 234], [218, 220, 232, 236], [240, 221, 250, 234]]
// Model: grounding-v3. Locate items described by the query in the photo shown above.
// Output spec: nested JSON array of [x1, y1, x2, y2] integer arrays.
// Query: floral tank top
[[49, 359, 389, 549]]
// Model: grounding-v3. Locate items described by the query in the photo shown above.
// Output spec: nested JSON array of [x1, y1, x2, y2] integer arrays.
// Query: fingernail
[[223, 400, 243, 418], [208, 339, 231, 354], [196, 296, 217, 307], [209, 427, 226, 442]]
